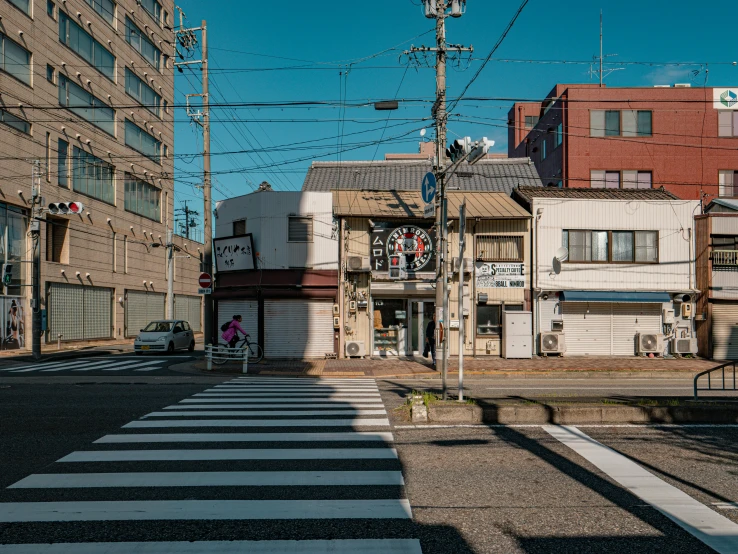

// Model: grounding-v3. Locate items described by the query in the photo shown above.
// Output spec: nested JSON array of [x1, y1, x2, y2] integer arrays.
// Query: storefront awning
[[559, 291, 671, 303]]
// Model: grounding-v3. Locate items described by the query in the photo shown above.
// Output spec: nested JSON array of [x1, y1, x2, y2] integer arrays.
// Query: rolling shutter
[[264, 299, 334, 358], [175, 295, 202, 332], [83, 286, 112, 340], [562, 302, 611, 356], [125, 290, 165, 337], [612, 303, 662, 356], [48, 283, 112, 341], [217, 300, 257, 344], [712, 304, 738, 360]]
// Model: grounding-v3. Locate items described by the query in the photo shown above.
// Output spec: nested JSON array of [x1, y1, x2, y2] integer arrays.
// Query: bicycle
[[213, 335, 264, 365]]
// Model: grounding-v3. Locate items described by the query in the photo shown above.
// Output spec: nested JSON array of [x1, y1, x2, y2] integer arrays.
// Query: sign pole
[[457, 200, 466, 401]]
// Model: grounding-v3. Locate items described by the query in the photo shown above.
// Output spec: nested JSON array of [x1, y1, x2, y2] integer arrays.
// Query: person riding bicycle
[[221, 315, 248, 350]]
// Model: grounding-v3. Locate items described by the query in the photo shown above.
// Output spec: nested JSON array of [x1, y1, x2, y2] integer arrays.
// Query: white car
[[134, 320, 196, 354]]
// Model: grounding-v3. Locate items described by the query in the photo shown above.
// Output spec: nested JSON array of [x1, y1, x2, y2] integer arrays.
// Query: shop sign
[[714, 88, 738, 110], [1, 297, 25, 350], [214, 234, 257, 272], [475, 262, 525, 289], [370, 222, 435, 273]]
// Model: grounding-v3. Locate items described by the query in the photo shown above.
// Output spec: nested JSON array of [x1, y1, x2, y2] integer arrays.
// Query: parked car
[[134, 320, 196, 354]]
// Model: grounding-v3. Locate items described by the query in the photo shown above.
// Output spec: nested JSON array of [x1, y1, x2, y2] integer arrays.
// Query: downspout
[[472, 219, 478, 358], [338, 217, 345, 358], [534, 205, 541, 355]]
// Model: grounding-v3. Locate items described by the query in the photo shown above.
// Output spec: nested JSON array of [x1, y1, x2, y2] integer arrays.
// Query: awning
[[559, 291, 671, 303]]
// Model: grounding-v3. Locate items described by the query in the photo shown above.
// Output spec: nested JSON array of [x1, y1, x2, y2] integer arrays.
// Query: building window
[[554, 123, 563, 148], [140, 0, 161, 23], [1, 204, 29, 295], [163, 99, 169, 113], [58, 75, 115, 135], [125, 16, 161, 70], [604, 110, 620, 136], [719, 170, 738, 197], [46, 218, 69, 264], [47, 0, 55, 17], [477, 304, 501, 336], [125, 119, 161, 163], [718, 111, 738, 137], [45, 133, 51, 182], [524, 115, 539, 127], [59, 12, 116, 81], [0, 108, 30, 134], [123, 235, 128, 273], [591, 170, 652, 189], [590, 170, 620, 189], [476, 235, 523, 262], [58, 139, 69, 187], [72, 146, 115, 204], [541, 138, 547, 160], [233, 219, 246, 236], [46, 64, 55, 83], [85, 0, 115, 26], [7, 0, 30, 16], [288, 216, 313, 242], [125, 67, 161, 117], [591, 110, 652, 137], [0, 32, 31, 85], [124, 174, 160, 221], [564, 230, 658, 263]]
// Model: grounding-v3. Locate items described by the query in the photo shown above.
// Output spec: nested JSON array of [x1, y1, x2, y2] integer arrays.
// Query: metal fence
[[205, 344, 248, 373], [694, 361, 737, 400]]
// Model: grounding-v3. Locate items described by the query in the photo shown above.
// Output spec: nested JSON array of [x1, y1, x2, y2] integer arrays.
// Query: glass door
[[409, 301, 435, 355]]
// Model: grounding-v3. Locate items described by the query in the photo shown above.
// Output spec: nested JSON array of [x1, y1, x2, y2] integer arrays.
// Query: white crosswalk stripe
[[0, 376, 422, 552], [3, 357, 168, 373]]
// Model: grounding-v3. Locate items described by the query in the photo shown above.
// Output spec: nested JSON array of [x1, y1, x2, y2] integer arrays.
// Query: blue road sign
[[422, 172, 437, 204]]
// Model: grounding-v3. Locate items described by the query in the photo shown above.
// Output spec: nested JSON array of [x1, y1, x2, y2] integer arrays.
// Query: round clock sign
[[386, 226, 433, 271]]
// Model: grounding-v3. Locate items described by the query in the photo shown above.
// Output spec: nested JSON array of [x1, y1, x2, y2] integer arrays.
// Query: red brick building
[[508, 84, 738, 201]]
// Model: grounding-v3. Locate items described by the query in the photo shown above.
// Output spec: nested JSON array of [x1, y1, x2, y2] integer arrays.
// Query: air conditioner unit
[[345, 340, 365, 358], [347, 256, 370, 272], [671, 337, 697, 355], [637, 333, 665, 355], [452, 257, 473, 274], [540, 332, 566, 355]]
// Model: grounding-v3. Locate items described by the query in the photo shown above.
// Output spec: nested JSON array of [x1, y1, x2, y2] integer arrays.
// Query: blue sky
[[171, 0, 736, 228]]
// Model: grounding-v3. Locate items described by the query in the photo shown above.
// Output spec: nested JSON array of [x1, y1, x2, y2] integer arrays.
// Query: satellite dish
[[554, 247, 569, 262], [420, 129, 427, 137]]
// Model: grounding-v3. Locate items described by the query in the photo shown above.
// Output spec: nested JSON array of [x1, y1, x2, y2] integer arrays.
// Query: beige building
[[0, 0, 201, 350]]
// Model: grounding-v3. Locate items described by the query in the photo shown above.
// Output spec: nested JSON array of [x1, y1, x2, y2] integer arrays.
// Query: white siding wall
[[214, 192, 337, 270], [533, 198, 698, 292]]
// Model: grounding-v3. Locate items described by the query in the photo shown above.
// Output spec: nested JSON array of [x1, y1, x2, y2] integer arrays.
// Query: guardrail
[[205, 344, 248, 373], [712, 250, 738, 266], [694, 361, 737, 400]]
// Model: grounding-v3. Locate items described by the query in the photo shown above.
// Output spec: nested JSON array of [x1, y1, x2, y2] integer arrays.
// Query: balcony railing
[[712, 250, 738, 267]]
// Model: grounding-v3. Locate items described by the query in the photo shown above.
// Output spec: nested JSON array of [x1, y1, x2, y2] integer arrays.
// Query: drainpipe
[[338, 218, 345, 358], [688, 227, 694, 291], [472, 219, 478, 358], [534, 206, 542, 354]]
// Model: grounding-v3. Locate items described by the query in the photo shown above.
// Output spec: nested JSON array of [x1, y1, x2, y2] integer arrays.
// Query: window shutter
[[622, 170, 638, 189], [590, 170, 606, 188], [590, 110, 605, 137], [622, 110, 637, 137], [288, 216, 313, 242], [233, 220, 246, 236]]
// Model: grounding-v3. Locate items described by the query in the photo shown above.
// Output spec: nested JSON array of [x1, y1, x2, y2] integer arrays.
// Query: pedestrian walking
[[424, 312, 436, 367]]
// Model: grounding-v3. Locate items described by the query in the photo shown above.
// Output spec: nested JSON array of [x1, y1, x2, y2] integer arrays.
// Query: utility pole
[[175, 201, 200, 240], [599, 10, 603, 87], [457, 199, 466, 402], [31, 160, 42, 360], [411, 0, 471, 400], [166, 228, 174, 319]]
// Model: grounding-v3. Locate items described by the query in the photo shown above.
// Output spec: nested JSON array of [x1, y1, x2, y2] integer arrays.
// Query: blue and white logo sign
[[713, 88, 738, 110], [421, 172, 437, 204]]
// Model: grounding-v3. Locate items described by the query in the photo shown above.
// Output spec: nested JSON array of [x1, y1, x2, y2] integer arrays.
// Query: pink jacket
[[222, 320, 247, 343]]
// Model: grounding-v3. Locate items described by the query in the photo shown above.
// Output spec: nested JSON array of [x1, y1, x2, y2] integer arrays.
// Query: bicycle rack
[[205, 344, 248, 373]]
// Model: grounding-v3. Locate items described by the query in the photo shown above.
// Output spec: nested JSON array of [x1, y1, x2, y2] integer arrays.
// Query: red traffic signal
[[48, 202, 85, 215]]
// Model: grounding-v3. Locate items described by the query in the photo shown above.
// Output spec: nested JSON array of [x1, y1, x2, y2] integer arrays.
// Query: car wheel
[[167, 341, 174, 354], [188, 341, 195, 352]]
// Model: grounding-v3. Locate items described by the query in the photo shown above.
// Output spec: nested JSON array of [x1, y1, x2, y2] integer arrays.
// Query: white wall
[[533, 198, 699, 292], [215, 191, 337, 270]]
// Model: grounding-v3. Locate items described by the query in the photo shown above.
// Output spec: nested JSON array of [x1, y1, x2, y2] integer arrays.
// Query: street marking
[[143, 410, 387, 417], [180, 398, 384, 404], [167, 403, 385, 409], [95, 432, 395, 443], [83, 361, 164, 372], [193, 393, 382, 398], [0, 499, 413, 522], [0, 540, 423, 553], [58, 448, 399, 462], [10, 470, 406, 488], [123, 418, 391, 428], [545, 425, 738, 554], [234, 378, 376, 382], [714, 502, 738, 510], [10, 360, 133, 373], [207, 387, 379, 392], [5, 359, 164, 373], [485, 386, 697, 390]]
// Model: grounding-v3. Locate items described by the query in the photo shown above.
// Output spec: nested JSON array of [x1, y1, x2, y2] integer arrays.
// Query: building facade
[[695, 199, 738, 359], [513, 187, 699, 357], [0, 0, 202, 350], [508, 84, 738, 201], [213, 190, 339, 358]]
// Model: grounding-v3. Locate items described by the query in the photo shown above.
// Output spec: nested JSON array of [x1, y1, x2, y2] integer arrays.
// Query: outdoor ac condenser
[[345, 341, 366, 358], [637, 333, 665, 355], [539, 332, 566, 356], [347, 256, 371, 272], [671, 337, 697, 355]]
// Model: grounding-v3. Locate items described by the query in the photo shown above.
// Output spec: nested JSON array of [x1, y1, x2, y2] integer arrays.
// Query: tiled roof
[[302, 159, 542, 193], [333, 191, 531, 219], [513, 186, 679, 204], [706, 198, 738, 212]]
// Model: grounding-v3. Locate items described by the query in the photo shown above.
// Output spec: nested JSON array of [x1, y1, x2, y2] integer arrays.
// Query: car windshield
[[143, 322, 173, 332]]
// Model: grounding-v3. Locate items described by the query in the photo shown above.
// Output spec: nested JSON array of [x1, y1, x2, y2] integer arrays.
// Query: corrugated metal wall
[[125, 291, 165, 337], [48, 283, 112, 341], [264, 299, 334, 358], [175, 295, 202, 332], [712, 303, 738, 360]]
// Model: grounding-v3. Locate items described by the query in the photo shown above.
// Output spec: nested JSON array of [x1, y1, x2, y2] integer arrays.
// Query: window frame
[[125, 67, 161, 118], [719, 170, 738, 197], [475, 235, 524, 262], [139, 0, 161, 25], [0, 32, 32, 87], [6, 0, 31, 17], [124, 119, 161, 164], [232, 219, 246, 237], [47, 0, 55, 18], [123, 173, 161, 222], [71, 146, 115, 205], [563, 229, 660, 265], [554, 123, 563, 149], [84, 0, 116, 27], [0, 108, 31, 135], [125, 15, 161, 71], [57, 138, 69, 187], [591, 169, 652, 190], [58, 11, 116, 82], [287, 215, 313, 243], [476, 304, 501, 336], [524, 115, 539, 128], [58, 74, 116, 136], [590, 109, 653, 138]]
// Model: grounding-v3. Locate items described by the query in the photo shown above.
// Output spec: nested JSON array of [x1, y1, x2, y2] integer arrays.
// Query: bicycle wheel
[[247, 343, 264, 364], [212, 343, 231, 366]]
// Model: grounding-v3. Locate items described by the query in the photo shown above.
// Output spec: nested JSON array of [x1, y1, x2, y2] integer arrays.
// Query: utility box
[[502, 310, 533, 359]]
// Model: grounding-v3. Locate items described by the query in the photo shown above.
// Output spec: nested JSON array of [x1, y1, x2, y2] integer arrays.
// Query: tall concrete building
[[0, 0, 202, 350]]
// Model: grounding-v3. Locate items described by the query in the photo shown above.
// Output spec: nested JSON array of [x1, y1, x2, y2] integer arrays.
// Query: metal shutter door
[[188, 296, 202, 332], [126, 291, 164, 337], [48, 283, 84, 341], [612, 303, 662, 356], [147, 293, 166, 325], [264, 300, 334, 358], [217, 300, 257, 343], [83, 287, 112, 339], [712, 304, 738, 360], [562, 302, 612, 356], [175, 295, 202, 332], [175, 295, 189, 322]]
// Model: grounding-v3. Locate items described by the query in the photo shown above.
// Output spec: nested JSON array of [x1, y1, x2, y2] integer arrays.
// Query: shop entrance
[[409, 300, 435, 355], [373, 297, 434, 356]]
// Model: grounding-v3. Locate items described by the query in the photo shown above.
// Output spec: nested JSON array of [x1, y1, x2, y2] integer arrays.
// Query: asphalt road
[[0, 374, 736, 552], [0, 353, 201, 377]]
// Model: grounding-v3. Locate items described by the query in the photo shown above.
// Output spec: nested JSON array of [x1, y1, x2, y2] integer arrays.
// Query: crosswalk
[[0, 376, 422, 553], [0, 356, 171, 373]]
